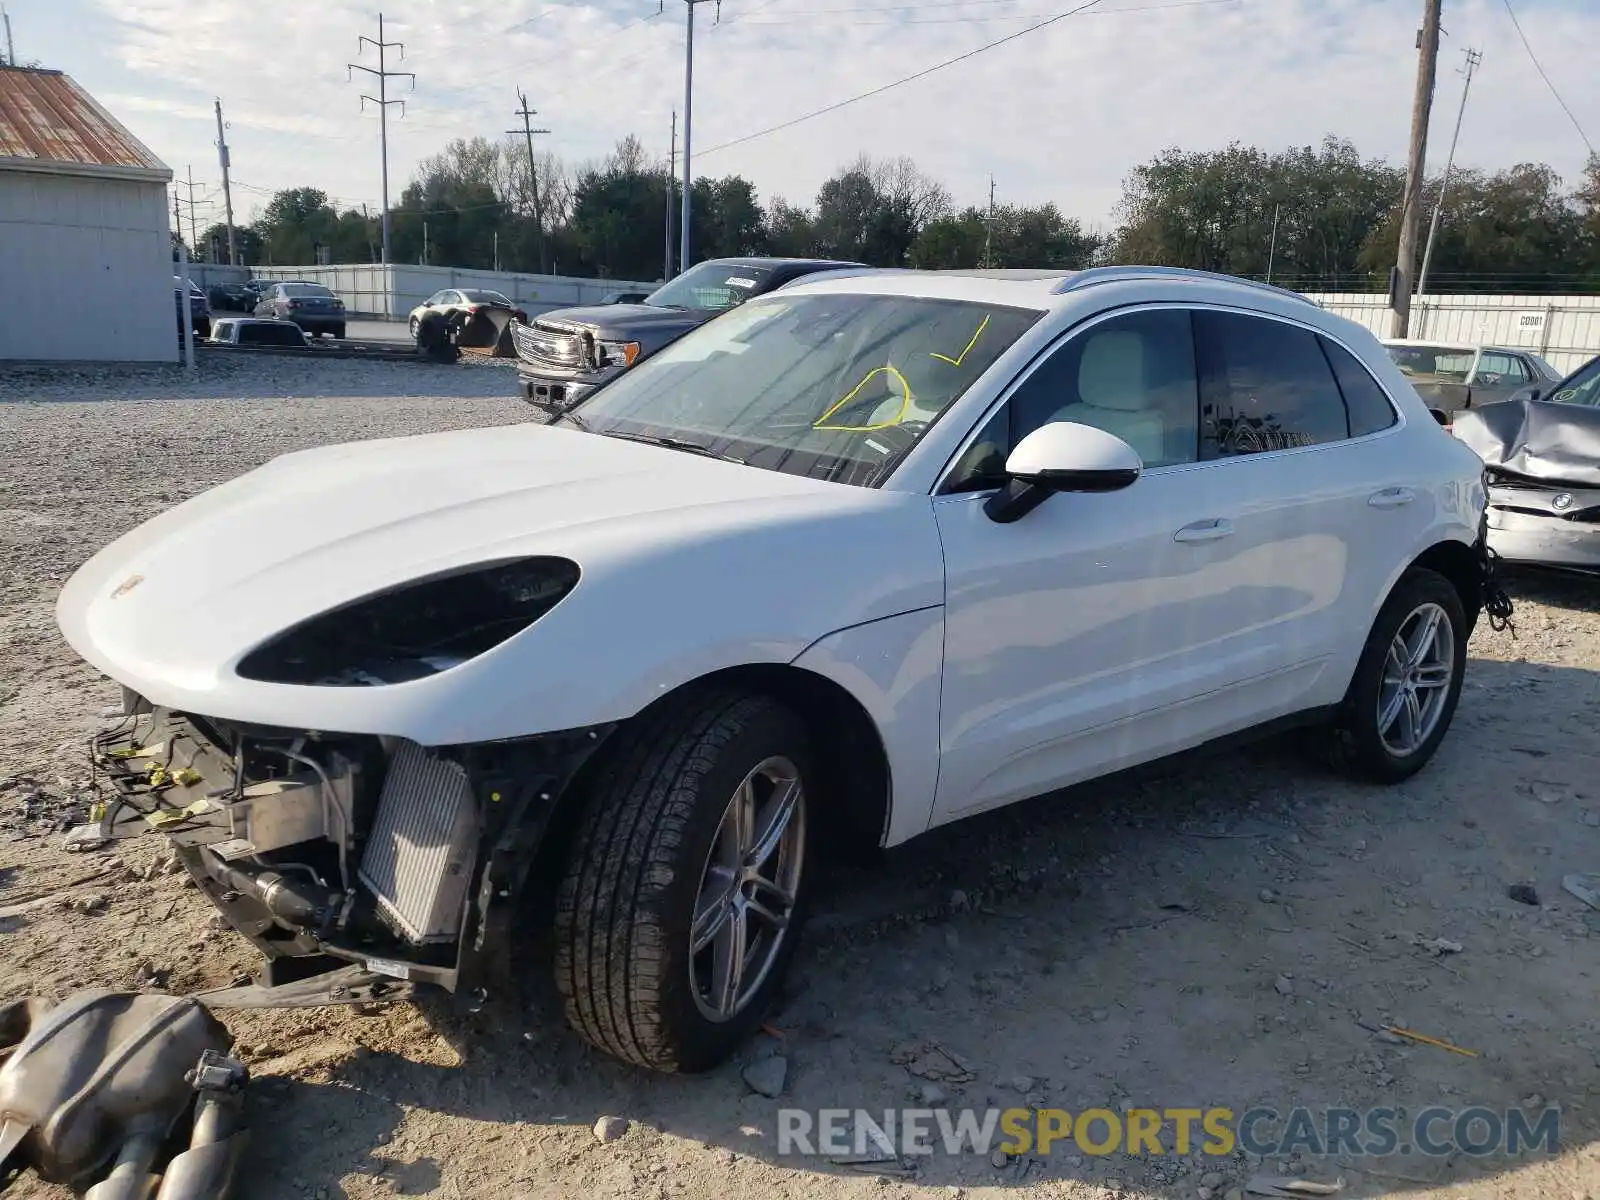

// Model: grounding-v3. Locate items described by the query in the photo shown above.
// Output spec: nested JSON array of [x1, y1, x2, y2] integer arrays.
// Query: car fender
[[396, 501, 947, 745], [790, 605, 946, 848]]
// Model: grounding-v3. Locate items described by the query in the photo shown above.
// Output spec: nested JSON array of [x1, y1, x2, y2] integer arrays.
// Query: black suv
[[512, 257, 863, 410]]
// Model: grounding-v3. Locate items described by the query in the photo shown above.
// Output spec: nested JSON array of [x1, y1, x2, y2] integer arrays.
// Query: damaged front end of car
[[91, 700, 614, 1008], [1454, 398, 1600, 574], [78, 555, 613, 1009]]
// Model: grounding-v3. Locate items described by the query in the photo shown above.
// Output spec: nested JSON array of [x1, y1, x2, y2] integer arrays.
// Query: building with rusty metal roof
[[1, 65, 178, 362]]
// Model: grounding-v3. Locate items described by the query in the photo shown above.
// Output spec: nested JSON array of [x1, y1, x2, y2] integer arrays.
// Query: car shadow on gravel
[[1502, 565, 1600, 615], [281, 653, 1595, 1197]]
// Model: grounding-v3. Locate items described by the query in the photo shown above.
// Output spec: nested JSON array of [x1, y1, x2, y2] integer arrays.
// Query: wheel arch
[[522, 662, 893, 923], [1408, 537, 1481, 637]]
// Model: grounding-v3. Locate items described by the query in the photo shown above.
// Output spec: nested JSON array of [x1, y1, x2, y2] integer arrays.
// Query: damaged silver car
[[1454, 355, 1600, 572]]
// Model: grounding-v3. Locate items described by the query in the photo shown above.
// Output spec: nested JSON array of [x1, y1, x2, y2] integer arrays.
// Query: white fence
[[171, 262, 1600, 371], [178, 263, 658, 320], [1307, 293, 1600, 374]]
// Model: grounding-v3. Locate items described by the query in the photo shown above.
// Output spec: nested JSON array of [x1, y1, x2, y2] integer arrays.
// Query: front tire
[[554, 691, 814, 1073], [408, 315, 420, 338], [1323, 567, 1468, 782]]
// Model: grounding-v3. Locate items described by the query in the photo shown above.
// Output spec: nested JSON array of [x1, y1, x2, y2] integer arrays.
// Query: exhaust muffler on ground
[[0, 991, 248, 1199]]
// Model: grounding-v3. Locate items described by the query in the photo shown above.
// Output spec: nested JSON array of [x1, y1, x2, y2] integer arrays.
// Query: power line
[[732, 0, 1230, 22], [1500, 0, 1592, 156], [698, 0, 1125, 157]]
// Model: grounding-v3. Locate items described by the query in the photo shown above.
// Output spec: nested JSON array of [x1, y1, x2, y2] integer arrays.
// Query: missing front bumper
[[90, 703, 614, 1009]]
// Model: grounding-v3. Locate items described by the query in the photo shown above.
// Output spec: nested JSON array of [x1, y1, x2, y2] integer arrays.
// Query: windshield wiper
[[601, 431, 745, 464]]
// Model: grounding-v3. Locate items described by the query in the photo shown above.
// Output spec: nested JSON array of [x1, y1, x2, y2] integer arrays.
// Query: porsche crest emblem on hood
[[110, 574, 144, 599]]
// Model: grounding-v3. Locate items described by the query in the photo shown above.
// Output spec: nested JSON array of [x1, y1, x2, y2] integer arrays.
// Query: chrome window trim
[[930, 300, 1408, 497]]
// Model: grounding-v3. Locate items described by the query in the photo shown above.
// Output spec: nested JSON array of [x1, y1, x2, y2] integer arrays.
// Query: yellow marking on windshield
[[814, 365, 914, 432], [929, 314, 992, 367]]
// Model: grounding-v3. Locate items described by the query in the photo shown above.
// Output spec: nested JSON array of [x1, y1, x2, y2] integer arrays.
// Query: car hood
[[57, 422, 940, 732], [535, 303, 712, 339]]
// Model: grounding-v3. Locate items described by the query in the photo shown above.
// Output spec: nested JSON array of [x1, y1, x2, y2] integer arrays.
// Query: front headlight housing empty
[[236, 557, 580, 686]]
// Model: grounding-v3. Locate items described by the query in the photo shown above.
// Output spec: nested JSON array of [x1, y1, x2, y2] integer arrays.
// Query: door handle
[[1173, 517, 1235, 543], [1369, 487, 1417, 509]]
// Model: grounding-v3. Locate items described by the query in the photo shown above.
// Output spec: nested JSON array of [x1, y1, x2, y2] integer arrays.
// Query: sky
[[13, 0, 1600, 233]]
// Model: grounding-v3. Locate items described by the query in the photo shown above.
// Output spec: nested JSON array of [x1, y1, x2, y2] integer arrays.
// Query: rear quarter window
[[1319, 338, 1398, 437]]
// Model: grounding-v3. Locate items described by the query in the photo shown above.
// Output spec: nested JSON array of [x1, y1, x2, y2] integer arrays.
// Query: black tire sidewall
[[1341, 568, 1468, 781], [650, 699, 816, 1071]]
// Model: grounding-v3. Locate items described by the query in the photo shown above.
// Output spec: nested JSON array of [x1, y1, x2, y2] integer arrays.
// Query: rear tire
[[553, 690, 814, 1073], [1321, 567, 1467, 783], [408, 315, 420, 338]]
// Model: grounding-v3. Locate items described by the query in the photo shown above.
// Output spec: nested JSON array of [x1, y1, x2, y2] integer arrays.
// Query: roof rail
[[1053, 266, 1318, 306]]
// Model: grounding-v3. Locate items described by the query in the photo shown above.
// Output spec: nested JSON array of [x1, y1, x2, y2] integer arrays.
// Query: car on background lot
[[512, 256, 863, 410], [1381, 338, 1563, 424], [174, 276, 210, 340], [599, 290, 651, 305], [1453, 353, 1600, 572], [57, 265, 1501, 1077], [406, 288, 528, 338], [207, 317, 311, 348], [207, 281, 252, 312], [239, 279, 273, 309], [254, 282, 347, 339]]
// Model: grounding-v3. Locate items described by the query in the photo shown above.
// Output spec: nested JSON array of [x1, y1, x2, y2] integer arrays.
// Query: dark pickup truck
[[512, 257, 862, 410]]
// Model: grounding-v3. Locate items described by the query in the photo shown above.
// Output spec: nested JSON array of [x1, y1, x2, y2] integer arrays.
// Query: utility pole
[[2, 5, 13, 67], [176, 165, 203, 253], [508, 91, 551, 274], [1266, 204, 1281, 284], [349, 12, 414, 313], [666, 110, 677, 279], [980, 176, 997, 268], [214, 99, 238, 266], [677, 0, 720, 273], [1390, 0, 1443, 338], [1417, 46, 1482, 329]]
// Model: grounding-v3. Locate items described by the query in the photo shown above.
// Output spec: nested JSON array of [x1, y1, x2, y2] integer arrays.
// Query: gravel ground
[[3, 359, 1600, 1200]]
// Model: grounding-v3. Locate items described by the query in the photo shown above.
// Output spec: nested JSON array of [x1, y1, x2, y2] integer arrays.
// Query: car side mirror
[[1507, 385, 1541, 403], [984, 422, 1142, 524]]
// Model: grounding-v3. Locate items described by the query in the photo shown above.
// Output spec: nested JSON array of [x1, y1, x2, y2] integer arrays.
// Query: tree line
[[195, 133, 1600, 293]]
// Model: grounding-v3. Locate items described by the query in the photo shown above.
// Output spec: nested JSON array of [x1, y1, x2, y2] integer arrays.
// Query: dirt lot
[[3, 358, 1600, 1200]]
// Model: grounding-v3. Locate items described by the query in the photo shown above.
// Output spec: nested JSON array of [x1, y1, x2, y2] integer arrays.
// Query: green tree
[[1358, 162, 1586, 292], [253, 187, 343, 264]]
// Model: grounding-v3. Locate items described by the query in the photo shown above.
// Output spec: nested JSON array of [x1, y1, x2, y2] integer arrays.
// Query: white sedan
[[57, 265, 1500, 1073]]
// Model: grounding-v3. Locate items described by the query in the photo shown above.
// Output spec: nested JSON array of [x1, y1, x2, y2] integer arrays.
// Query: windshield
[[645, 261, 775, 312], [559, 292, 1041, 487], [282, 284, 333, 298], [1551, 358, 1600, 407], [1385, 344, 1474, 382], [463, 290, 511, 305]]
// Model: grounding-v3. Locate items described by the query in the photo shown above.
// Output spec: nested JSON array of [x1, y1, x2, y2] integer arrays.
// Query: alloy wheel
[[1376, 601, 1455, 756], [689, 755, 806, 1023]]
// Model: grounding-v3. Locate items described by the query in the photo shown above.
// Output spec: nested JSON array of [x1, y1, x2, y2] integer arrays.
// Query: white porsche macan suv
[[57, 265, 1498, 1072]]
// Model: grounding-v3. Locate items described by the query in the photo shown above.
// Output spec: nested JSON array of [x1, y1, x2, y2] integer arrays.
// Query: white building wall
[[0, 171, 174, 363]]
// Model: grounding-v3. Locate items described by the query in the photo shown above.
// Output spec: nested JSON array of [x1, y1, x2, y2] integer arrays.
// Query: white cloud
[[73, 0, 1600, 225]]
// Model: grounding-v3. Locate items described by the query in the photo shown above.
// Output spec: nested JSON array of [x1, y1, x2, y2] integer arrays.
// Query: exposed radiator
[[358, 741, 479, 944]]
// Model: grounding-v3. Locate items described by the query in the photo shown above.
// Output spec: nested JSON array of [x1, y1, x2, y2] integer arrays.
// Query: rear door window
[[1195, 311, 1351, 458]]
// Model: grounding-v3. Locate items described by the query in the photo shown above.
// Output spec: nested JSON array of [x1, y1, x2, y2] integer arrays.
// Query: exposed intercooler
[[358, 741, 479, 945]]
